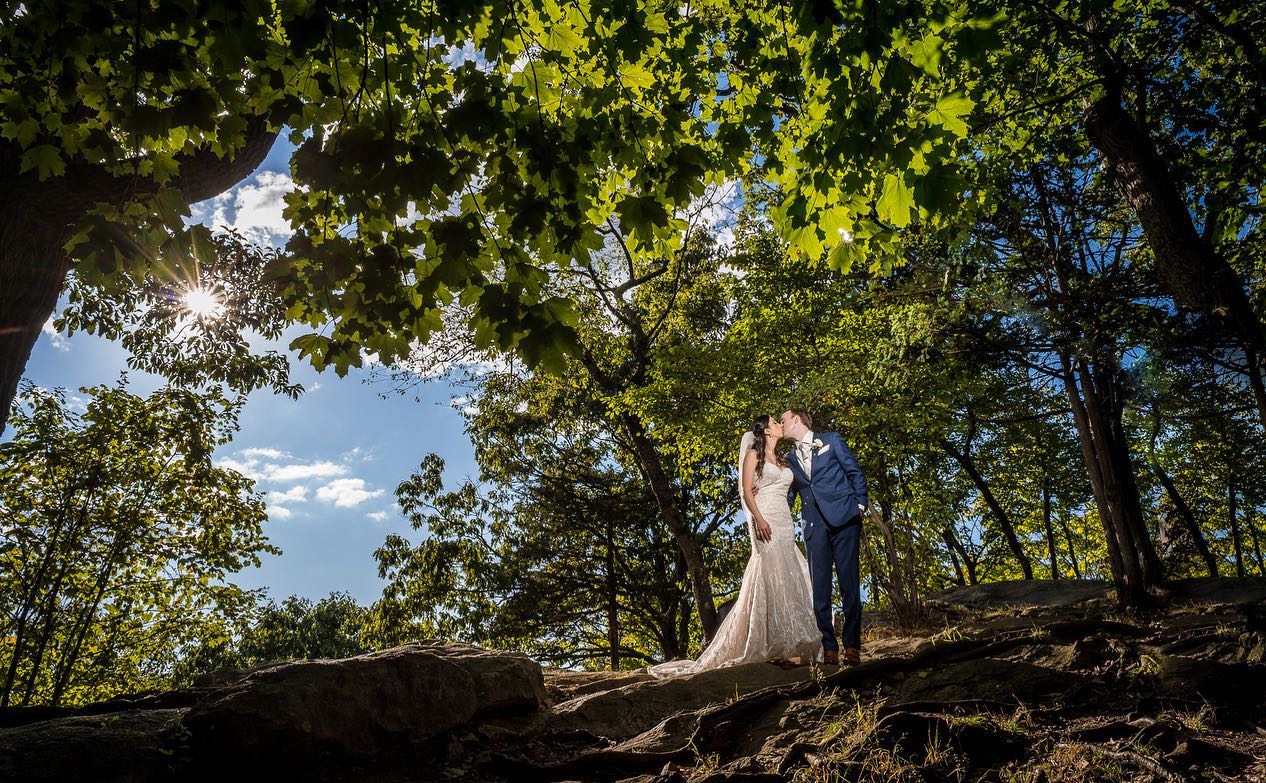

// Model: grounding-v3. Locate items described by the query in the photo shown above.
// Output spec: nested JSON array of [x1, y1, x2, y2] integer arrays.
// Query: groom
[[780, 409, 868, 666]]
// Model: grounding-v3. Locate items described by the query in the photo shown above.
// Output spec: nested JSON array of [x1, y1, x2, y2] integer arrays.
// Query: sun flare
[[181, 287, 225, 319]]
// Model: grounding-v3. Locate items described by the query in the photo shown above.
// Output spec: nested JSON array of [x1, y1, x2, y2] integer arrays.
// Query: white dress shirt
[[797, 430, 816, 478]]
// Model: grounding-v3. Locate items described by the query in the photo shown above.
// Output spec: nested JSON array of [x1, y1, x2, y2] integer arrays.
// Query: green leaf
[[546, 23, 582, 55], [925, 93, 974, 137], [877, 173, 914, 228], [907, 34, 943, 77], [20, 144, 65, 179], [618, 195, 668, 242], [828, 238, 865, 273]]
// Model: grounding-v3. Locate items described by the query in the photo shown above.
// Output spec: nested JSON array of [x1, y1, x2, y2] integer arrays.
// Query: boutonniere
[[811, 439, 825, 452]]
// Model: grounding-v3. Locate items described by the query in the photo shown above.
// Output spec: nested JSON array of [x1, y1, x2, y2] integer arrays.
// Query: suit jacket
[[786, 431, 868, 543]]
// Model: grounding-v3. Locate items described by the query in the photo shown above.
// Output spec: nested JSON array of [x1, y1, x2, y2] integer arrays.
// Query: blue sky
[[24, 137, 479, 605]]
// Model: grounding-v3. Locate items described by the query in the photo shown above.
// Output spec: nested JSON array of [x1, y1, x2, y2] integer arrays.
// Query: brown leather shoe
[[842, 648, 861, 666], [823, 649, 839, 666]]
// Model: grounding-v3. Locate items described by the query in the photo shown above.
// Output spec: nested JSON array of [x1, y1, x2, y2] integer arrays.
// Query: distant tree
[[185, 592, 372, 676], [0, 381, 274, 706]]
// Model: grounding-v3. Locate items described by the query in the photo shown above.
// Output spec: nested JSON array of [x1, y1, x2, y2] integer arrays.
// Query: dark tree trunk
[[0, 117, 279, 435], [0, 202, 71, 435], [1083, 90, 1266, 374], [1060, 515, 1083, 579], [1150, 457, 1219, 577], [622, 414, 719, 641], [1229, 474, 1245, 578], [1061, 354, 1163, 605], [1246, 350, 1266, 434], [604, 515, 620, 670], [943, 524, 978, 585], [1062, 356, 1125, 584], [945, 538, 967, 586], [1246, 514, 1266, 575], [943, 440, 1034, 580], [1043, 482, 1060, 581], [676, 571, 692, 657]]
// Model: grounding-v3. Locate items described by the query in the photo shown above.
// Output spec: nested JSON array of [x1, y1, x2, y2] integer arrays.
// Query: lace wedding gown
[[649, 459, 822, 678]]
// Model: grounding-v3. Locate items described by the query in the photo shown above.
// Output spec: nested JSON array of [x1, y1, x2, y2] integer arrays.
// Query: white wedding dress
[[649, 441, 822, 678]]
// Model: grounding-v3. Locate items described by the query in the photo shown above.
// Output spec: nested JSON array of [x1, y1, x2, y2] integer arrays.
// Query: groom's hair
[[788, 408, 812, 429]]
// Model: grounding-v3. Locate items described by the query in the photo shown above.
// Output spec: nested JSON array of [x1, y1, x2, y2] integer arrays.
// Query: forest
[[0, 0, 1263, 715]]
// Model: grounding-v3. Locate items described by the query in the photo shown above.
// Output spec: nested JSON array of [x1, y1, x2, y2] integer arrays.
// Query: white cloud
[[217, 457, 265, 480], [451, 394, 480, 416], [41, 315, 68, 351], [367, 510, 389, 521], [316, 478, 384, 508], [265, 460, 347, 482], [678, 180, 742, 250], [190, 170, 296, 247], [267, 486, 309, 504], [216, 454, 347, 483], [267, 505, 294, 520], [445, 40, 481, 67]]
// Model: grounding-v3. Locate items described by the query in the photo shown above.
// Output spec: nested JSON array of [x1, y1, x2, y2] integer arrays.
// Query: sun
[[181, 287, 225, 319]]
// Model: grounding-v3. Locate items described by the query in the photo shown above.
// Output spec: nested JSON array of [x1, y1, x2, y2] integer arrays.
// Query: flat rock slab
[[0, 708, 182, 783], [547, 662, 817, 739], [894, 658, 1087, 704], [1166, 577, 1266, 606], [932, 580, 1111, 608], [182, 641, 545, 766], [931, 576, 1266, 611], [545, 669, 654, 703]]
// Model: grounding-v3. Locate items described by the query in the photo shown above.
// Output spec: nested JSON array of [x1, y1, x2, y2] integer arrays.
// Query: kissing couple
[[651, 409, 869, 677]]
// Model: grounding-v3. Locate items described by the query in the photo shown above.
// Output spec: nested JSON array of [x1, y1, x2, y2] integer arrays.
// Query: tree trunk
[[1150, 457, 1219, 577], [1246, 514, 1266, 575], [0, 202, 72, 434], [1043, 481, 1060, 580], [942, 524, 978, 585], [676, 566, 692, 657], [942, 440, 1034, 579], [1060, 515, 1083, 579], [1062, 356, 1124, 583], [621, 413, 719, 641], [945, 534, 967, 586], [1061, 354, 1163, 605], [1083, 90, 1266, 371], [605, 515, 620, 670], [0, 616, 29, 708], [1245, 349, 1266, 434], [0, 117, 279, 435], [1080, 360, 1164, 595], [1229, 474, 1245, 578], [17, 552, 77, 705]]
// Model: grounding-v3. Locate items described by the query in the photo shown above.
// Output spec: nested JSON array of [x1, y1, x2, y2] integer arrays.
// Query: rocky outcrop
[[0, 641, 545, 782], [182, 641, 545, 770], [0, 709, 182, 783], [4, 578, 1266, 783], [547, 662, 815, 739]]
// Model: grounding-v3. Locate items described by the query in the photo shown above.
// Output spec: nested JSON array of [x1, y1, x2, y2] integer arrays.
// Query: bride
[[649, 414, 822, 678]]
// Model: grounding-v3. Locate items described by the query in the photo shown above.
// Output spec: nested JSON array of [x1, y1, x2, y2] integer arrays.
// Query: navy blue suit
[[786, 431, 868, 652]]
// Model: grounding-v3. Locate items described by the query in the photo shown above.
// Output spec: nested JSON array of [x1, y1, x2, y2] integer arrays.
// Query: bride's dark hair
[[750, 414, 785, 480]]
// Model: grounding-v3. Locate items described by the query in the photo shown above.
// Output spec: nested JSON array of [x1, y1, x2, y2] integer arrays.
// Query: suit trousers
[[806, 514, 861, 651]]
